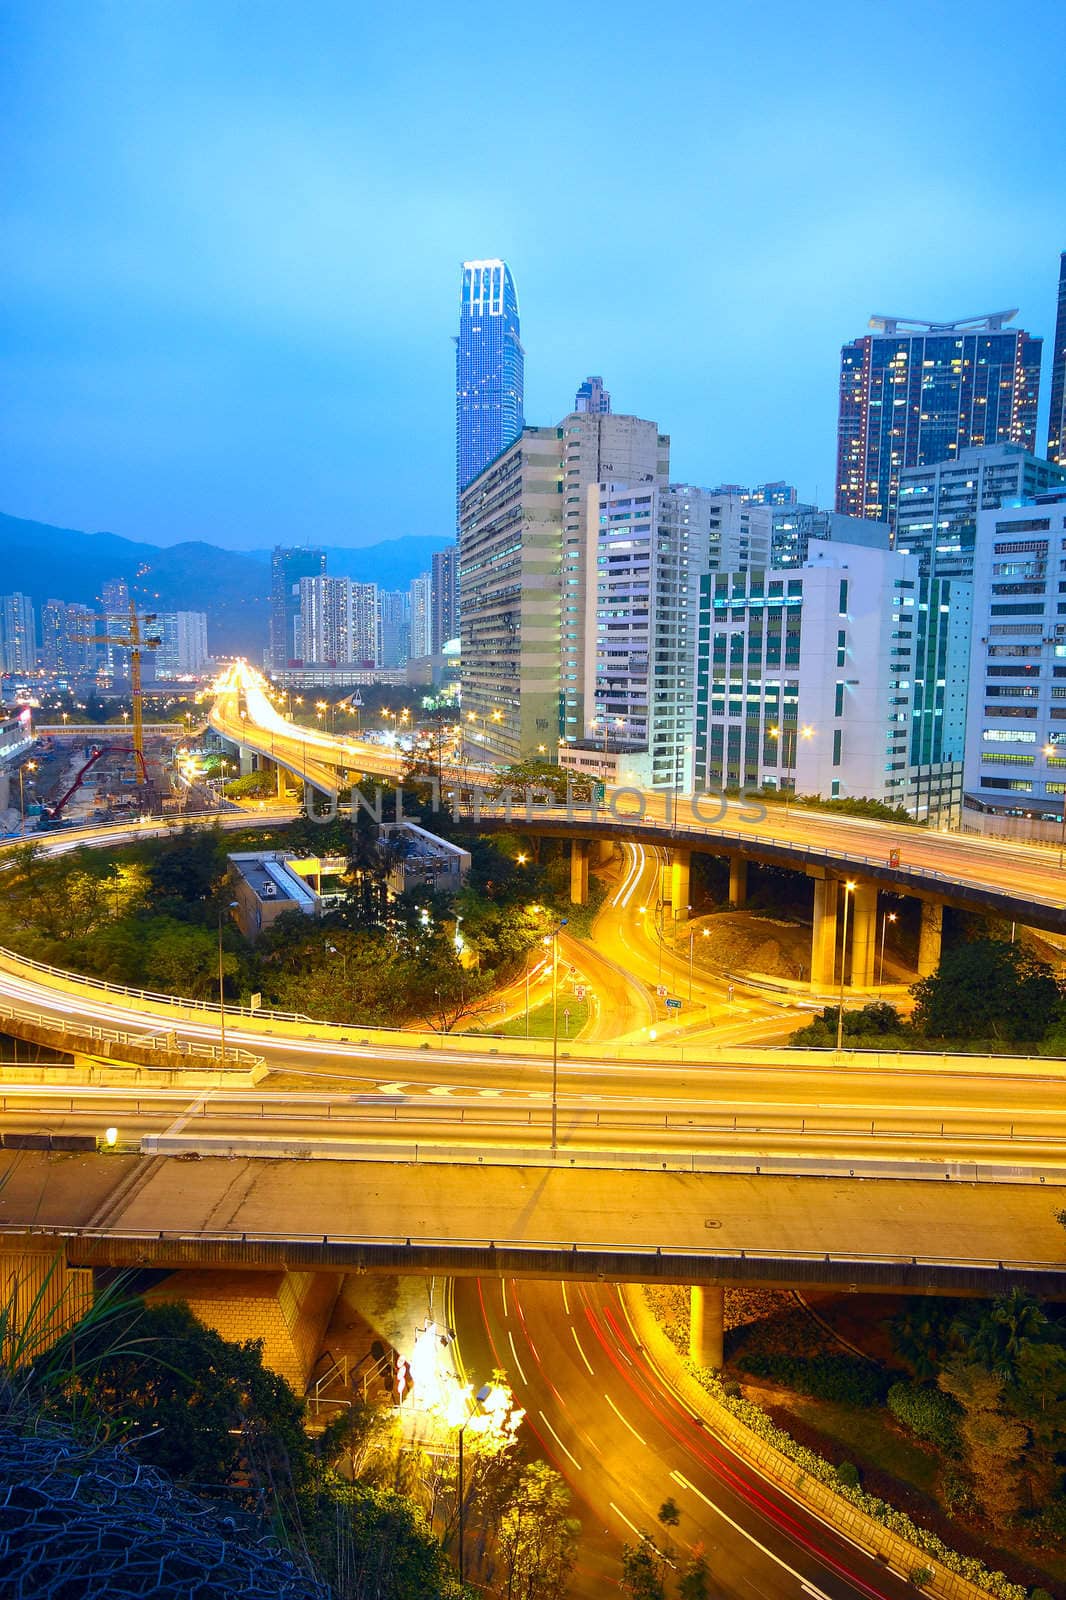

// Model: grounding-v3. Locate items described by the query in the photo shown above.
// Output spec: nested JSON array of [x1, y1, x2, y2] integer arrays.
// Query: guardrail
[[0, 996, 263, 1071]]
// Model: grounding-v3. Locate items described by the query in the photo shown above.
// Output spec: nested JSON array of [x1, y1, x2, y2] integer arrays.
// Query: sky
[[2, 0, 1064, 552]]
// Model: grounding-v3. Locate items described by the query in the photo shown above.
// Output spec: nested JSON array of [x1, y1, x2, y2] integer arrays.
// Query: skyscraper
[[455, 260, 523, 504], [0, 593, 37, 674], [574, 376, 610, 414], [270, 547, 326, 669], [1049, 252, 1066, 467], [409, 574, 432, 659], [836, 312, 1042, 526], [41, 601, 97, 678], [430, 547, 458, 653]]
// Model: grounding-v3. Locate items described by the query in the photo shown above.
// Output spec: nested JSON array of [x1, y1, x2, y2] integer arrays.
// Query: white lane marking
[[609, 1500, 647, 1540], [379, 1082, 408, 1095], [670, 1470, 829, 1595], [162, 1094, 208, 1138], [561, 1282, 570, 1315], [570, 1327, 595, 1375], [427, 1085, 454, 1096], [476, 1088, 502, 1097], [500, 1279, 508, 1319], [507, 1331, 527, 1385], [604, 1390, 646, 1445], [539, 1411, 582, 1471]]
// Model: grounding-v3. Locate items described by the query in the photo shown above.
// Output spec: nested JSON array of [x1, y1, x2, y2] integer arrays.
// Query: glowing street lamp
[[18, 759, 37, 836], [836, 880, 857, 1052], [878, 910, 897, 987]]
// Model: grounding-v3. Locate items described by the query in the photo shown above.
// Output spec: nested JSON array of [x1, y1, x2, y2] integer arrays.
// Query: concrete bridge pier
[[849, 883, 878, 987], [670, 850, 691, 923], [810, 876, 838, 989], [918, 901, 943, 977], [238, 744, 255, 777], [569, 839, 590, 905], [689, 1283, 724, 1370], [728, 857, 747, 909]]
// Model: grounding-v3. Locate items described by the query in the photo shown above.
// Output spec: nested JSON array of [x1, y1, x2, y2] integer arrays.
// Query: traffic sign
[[574, 985, 587, 1000], [655, 984, 668, 997], [665, 997, 682, 1010]]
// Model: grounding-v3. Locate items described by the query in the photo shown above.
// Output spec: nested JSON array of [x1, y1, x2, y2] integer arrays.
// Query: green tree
[[954, 1288, 1048, 1383], [937, 1359, 1028, 1526], [886, 1297, 963, 1381], [141, 917, 238, 1000], [298, 1478, 465, 1600], [495, 1458, 580, 1600], [144, 825, 225, 906], [910, 939, 1062, 1041], [678, 1553, 712, 1600], [620, 1537, 667, 1600]]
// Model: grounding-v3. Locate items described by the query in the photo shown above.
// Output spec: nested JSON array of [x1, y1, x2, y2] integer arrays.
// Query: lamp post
[[217, 900, 238, 1064], [18, 760, 37, 836], [835, 880, 856, 1052], [878, 910, 897, 988], [546, 919, 568, 1151], [688, 925, 710, 1002]]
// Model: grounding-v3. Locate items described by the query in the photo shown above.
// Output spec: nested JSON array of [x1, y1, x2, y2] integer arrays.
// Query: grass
[[785, 1395, 940, 1495], [475, 994, 591, 1040]]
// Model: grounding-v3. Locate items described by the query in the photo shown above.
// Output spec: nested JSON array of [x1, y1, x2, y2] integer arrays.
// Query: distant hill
[[0, 513, 454, 657]]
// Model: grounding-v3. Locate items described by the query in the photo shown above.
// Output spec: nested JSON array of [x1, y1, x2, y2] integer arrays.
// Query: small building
[[228, 850, 347, 940], [379, 822, 471, 894]]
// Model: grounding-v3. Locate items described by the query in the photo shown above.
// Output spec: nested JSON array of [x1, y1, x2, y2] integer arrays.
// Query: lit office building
[[694, 543, 954, 815], [755, 504, 890, 570], [270, 547, 326, 669], [1048, 252, 1066, 468], [154, 612, 209, 677], [409, 574, 432, 659], [963, 490, 1066, 840], [431, 547, 459, 652], [41, 600, 97, 678], [378, 589, 410, 668], [836, 312, 1042, 527], [455, 259, 524, 503]]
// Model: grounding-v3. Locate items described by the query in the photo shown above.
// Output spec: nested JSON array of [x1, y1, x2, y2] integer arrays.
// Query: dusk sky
[[3, 0, 1064, 551]]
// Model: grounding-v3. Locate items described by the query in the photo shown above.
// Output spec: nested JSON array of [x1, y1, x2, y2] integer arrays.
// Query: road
[[455, 1276, 919, 1600], [214, 659, 1066, 927]]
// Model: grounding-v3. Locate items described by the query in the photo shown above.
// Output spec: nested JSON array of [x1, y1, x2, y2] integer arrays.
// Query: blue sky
[[2, 0, 1064, 550]]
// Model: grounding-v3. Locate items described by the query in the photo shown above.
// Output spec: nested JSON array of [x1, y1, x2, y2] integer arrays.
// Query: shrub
[[737, 1352, 889, 1407], [908, 1567, 934, 1589], [886, 1381, 961, 1454], [835, 1461, 860, 1489]]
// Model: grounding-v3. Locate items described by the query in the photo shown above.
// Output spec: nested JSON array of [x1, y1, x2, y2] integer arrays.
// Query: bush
[[835, 1461, 860, 1489], [908, 1568, 934, 1589], [737, 1352, 889, 1407], [886, 1381, 961, 1454]]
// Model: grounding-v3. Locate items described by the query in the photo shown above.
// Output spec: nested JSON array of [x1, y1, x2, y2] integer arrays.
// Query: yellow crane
[[77, 601, 160, 783]]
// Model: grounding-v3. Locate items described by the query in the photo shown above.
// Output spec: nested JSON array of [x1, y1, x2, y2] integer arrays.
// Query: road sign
[[574, 986, 587, 1000], [665, 997, 682, 1010], [655, 984, 668, 998], [888, 847, 901, 868]]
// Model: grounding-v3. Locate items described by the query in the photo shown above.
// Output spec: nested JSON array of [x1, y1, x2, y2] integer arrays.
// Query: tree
[[141, 917, 237, 1001], [44, 1299, 311, 1514], [495, 1458, 580, 1600], [298, 1478, 465, 1600], [887, 1297, 962, 1381], [910, 939, 1062, 1041], [620, 1537, 667, 1600], [144, 825, 225, 906], [678, 1553, 712, 1600], [937, 1359, 1028, 1526], [954, 1288, 1048, 1383]]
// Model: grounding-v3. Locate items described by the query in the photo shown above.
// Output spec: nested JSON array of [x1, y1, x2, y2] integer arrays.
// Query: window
[[832, 729, 842, 766], [838, 579, 848, 615], [834, 683, 844, 716]]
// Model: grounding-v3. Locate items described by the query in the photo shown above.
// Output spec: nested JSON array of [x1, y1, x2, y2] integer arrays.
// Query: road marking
[[561, 1282, 570, 1314], [539, 1411, 582, 1470], [500, 1280, 508, 1319], [604, 1390, 646, 1445], [378, 1081, 409, 1095], [162, 1094, 208, 1138], [427, 1085, 454, 1096], [476, 1088, 502, 1097], [609, 1500, 647, 1539], [670, 1470, 827, 1594], [570, 1327, 595, 1375], [507, 1330, 527, 1385]]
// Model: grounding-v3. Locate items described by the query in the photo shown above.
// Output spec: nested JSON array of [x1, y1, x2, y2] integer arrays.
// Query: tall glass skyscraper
[[1049, 252, 1066, 467], [455, 260, 524, 504], [836, 312, 1042, 527]]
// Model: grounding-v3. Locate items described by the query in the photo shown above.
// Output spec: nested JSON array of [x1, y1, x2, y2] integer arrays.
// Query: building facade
[[695, 543, 927, 809], [40, 601, 97, 678], [753, 505, 890, 571], [963, 491, 1066, 830], [270, 547, 326, 669], [409, 574, 432, 659], [154, 612, 209, 677], [1049, 252, 1066, 468], [574, 375, 611, 414], [459, 427, 564, 763], [584, 481, 708, 789], [378, 589, 410, 668], [0, 593, 37, 674], [455, 259, 524, 504], [836, 313, 1043, 527], [430, 547, 458, 652]]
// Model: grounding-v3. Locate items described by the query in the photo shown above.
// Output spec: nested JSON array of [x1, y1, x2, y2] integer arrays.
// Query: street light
[[688, 924, 710, 1002], [217, 900, 239, 1064], [836, 880, 856, 1052], [544, 919, 569, 1151], [18, 760, 37, 836], [878, 910, 897, 988]]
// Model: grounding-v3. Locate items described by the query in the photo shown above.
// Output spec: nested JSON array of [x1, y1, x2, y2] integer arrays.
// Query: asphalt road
[[454, 1275, 920, 1600]]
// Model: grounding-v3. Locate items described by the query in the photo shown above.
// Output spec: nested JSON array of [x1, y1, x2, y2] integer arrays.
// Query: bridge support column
[[810, 878, 838, 990], [238, 744, 255, 777], [728, 857, 747, 909], [277, 764, 290, 800], [689, 1284, 724, 1370], [670, 851, 691, 923], [569, 839, 589, 905], [918, 901, 943, 978], [849, 884, 878, 988]]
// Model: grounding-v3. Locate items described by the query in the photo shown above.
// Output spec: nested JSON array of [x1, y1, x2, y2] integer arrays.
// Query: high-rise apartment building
[[574, 376, 611, 414], [752, 505, 890, 571], [350, 583, 380, 667], [455, 260, 523, 504], [459, 427, 564, 762], [706, 491, 771, 571], [711, 481, 798, 507], [296, 577, 352, 666], [836, 313, 1042, 527], [963, 491, 1066, 831], [100, 578, 130, 677], [0, 593, 37, 674], [430, 547, 459, 653], [378, 590, 410, 669], [559, 408, 670, 742], [409, 574, 432, 659], [1049, 253, 1066, 468], [154, 612, 209, 677], [41, 601, 97, 678], [694, 543, 929, 810], [270, 547, 326, 669], [582, 482, 709, 789]]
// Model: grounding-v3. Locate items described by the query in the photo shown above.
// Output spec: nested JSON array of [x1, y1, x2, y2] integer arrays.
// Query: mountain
[[0, 513, 454, 657]]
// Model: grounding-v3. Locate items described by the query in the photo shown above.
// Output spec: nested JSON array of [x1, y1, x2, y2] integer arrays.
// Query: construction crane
[[77, 601, 160, 784]]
